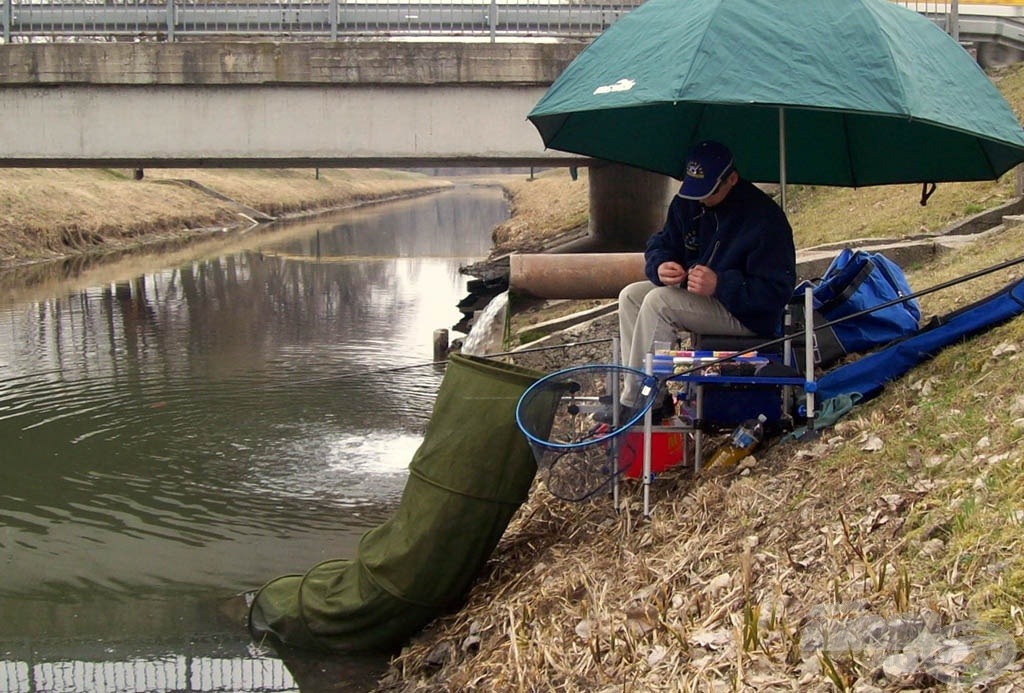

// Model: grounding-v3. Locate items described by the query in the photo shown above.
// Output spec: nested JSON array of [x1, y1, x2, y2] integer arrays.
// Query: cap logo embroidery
[[593, 78, 636, 95], [685, 161, 705, 179]]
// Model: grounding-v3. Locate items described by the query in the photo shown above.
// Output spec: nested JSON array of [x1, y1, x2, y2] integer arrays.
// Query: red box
[[618, 430, 688, 478]]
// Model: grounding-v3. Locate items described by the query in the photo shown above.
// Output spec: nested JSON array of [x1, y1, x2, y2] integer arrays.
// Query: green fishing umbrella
[[528, 0, 1024, 206]]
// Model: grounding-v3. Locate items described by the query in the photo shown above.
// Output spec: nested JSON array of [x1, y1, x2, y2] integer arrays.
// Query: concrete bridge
[[0, 42, 581, 169], [0, 40, 675, 249]]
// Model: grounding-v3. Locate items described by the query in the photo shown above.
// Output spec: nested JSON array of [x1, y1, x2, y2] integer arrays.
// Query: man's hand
[[686, 264, 717, 296], [657, 261, 687, 287]]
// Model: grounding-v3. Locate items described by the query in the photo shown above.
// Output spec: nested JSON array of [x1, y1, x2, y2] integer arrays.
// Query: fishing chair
[[645, 288, 819, 478]]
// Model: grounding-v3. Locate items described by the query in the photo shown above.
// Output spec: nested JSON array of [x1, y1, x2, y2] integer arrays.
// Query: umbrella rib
[[861, 0, 913, 121], [975, 136, 999, 181], [673, 0, 726, 103]]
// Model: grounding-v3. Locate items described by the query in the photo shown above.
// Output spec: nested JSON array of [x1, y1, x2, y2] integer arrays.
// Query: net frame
[[515, 364, 660, 501]]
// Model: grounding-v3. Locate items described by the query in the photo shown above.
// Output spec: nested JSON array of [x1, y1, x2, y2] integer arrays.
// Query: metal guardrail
[[0, 0, 643, 42], [4, 0, 1023, 49]]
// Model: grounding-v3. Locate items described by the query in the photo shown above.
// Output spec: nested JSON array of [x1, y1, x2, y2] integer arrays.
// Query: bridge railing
[[0, 0, 644, 42], [3, 0, 1005, 45]]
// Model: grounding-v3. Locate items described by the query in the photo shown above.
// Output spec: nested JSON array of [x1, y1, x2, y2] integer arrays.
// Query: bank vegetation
[[375, 65, 1024, 692], [0, 167, 452, 269]]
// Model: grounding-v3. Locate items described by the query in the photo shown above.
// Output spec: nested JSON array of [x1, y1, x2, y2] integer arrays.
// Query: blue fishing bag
[[794, 249, 921, 368]]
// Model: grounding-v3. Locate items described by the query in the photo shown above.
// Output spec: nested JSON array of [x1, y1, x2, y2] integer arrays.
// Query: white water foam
[[460, 290, 509, 356]]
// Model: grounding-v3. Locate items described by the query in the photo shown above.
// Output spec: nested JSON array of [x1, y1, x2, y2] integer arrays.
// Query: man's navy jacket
[[643, 178, 797, 337]]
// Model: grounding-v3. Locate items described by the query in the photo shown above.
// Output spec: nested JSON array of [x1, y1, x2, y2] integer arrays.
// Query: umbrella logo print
[[593, 78, 635, 95]]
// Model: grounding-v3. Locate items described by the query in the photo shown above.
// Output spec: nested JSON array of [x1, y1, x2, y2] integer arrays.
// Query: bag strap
[[817, 259, 875, 314]]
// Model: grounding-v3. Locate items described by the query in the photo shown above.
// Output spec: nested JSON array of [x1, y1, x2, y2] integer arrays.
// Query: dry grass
[[0, 167, 450, 268], [489, 168, 590, 254], [144, 167, 443, 217], [380, 227, 1024, 692], [785, 177, 1018, 248]]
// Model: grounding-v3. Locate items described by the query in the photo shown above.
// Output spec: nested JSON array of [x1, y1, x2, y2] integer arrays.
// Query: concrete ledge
[[513, 300, 617, 340], [795, 240, 951, 281], [0, 41, 587, 86]]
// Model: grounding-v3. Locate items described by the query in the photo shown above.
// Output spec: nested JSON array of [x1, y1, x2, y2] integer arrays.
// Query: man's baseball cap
[[677, 140, 735, 200]]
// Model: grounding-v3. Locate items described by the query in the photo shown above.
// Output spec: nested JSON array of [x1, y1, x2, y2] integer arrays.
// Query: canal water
[[0, 186, 509, 693]]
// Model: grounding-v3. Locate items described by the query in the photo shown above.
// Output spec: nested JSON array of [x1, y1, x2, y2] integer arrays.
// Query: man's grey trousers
[[618, 280, 754, 404]]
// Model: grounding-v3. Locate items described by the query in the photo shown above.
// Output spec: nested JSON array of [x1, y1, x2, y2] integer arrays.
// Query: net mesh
[[515, 365, 659, 501]]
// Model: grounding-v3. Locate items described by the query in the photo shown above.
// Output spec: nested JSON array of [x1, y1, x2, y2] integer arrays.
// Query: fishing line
[[297, 252, 1024, 386], [294, 336, 614, 385], [665, 252, 1024, 379]]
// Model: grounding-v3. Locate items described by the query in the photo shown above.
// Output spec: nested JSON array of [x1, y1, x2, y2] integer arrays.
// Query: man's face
[[701, 170, 737, 208]]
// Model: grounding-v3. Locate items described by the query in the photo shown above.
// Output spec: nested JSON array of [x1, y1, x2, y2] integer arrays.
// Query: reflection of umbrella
[[528, 0, 1024, 206]]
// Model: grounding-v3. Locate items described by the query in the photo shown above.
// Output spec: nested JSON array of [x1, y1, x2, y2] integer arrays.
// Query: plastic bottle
[[704, 413, 767, 471]]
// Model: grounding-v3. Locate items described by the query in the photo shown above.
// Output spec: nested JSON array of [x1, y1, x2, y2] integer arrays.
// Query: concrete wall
[[0, 41, 590, 167], [0, 41, 584, 86], [0, 83, 578, 166]]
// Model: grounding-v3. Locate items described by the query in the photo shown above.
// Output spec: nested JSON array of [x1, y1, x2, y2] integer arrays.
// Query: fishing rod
[[662, 251, 1024, 380], [295, 336, 614, 384]]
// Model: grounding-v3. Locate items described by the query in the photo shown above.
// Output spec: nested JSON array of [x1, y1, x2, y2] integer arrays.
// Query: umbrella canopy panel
[[529, 0, 1024, 186]]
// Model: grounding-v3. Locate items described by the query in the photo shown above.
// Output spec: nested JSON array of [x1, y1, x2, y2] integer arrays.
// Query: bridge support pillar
[[975, 41, 1024, 69], [557, 162, 675, 253]]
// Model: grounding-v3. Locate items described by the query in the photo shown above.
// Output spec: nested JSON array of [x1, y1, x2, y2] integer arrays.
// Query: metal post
[[803, 285, 816, 423], [2, 0, 10, 43], [329, 0, 338, 41], [642, 351, 653, 518], [489, 0, 497, 43], [166, 0, 175, 41], [611, 335, 621, 511], [694, 385, 703, 474], [782, 305, 794, 420], [950, 0, 959, 42]]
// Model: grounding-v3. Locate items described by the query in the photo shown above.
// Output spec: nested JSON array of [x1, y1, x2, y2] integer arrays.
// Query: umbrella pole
[[779, 107, 787, 214]]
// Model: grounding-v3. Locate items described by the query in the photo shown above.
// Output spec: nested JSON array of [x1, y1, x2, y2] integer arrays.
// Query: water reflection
[[2, 652, 299, 693], [0, 187, 508, 691]]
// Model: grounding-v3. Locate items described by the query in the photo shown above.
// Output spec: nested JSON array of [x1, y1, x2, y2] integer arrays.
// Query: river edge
[[29, 184, 459, 270], [0, 168, 464, 272]]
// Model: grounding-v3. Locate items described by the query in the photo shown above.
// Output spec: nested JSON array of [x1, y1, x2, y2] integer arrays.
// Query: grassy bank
[[0, 167, 451, 269], [375, 66, 1024, 691]]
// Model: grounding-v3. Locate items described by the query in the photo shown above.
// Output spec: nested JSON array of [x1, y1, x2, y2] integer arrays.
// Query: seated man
[[614, 140, 796, 415]]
